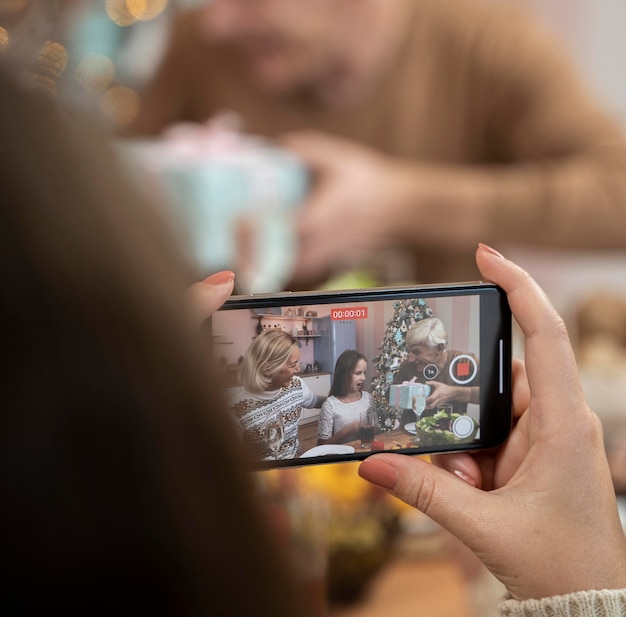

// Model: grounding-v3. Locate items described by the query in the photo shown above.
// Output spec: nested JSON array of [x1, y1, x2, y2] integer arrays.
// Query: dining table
[[343, 425, 419, 454]]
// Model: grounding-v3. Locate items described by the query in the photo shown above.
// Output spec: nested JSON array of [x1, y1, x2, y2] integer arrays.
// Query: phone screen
[[210, 283, 511, 468]]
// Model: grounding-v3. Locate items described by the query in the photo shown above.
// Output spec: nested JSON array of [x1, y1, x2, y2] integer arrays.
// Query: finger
[[291, 188, 348, 282], [359, 454, 489, 546], [476, 244, 586, 422], [280, 131, 340, 171], [511, 358, 529, 420], [294, 181, 333, 231], [188, 271, 235, 325], [291, 228, 335, 284], [233, 218, 256, 290], [430, 452, 483, 489]]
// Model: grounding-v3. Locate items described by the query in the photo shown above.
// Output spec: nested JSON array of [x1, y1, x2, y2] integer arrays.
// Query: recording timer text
[[330, 307, 369, 320]]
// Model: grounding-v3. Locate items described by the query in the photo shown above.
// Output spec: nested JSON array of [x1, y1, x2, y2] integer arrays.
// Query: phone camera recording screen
[[210, 285, 511, 468]]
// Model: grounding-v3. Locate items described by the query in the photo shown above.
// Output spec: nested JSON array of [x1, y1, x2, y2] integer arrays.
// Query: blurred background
[[3, 1, 626, 615]]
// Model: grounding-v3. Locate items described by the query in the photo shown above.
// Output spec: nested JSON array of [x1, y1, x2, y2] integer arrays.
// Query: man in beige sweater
[[127, 0, 626, 288]]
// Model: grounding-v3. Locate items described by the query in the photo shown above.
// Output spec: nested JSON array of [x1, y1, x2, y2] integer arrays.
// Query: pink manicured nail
[[453, 469, 477, 487], [204, 271, 235, 285], [358, 458, 398, 490], [478, 243, 504, 259]]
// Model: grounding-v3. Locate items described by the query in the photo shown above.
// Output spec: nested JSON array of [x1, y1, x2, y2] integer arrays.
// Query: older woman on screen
[[229, 330, 324, 459]]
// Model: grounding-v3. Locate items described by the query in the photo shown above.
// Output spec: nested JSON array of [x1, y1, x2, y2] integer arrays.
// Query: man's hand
[[282, 131, 414, 285], [282, 130, 486, 287], [425, 381, 470, 408]]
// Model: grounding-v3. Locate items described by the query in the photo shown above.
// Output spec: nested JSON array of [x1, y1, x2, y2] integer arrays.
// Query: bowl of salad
[[415, 408, 478, 446]]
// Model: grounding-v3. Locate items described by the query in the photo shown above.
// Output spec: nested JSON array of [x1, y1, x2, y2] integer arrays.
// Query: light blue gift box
[[388, 383, 431, 409], [120, 137, 309, 293]]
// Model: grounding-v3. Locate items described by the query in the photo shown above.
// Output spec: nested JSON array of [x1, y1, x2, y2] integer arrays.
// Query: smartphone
[[209, 282, 512, 469]]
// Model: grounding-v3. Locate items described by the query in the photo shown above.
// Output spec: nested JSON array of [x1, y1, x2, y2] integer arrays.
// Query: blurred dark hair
[[0, 67, 301, 615], [329, 350, 367, 398]]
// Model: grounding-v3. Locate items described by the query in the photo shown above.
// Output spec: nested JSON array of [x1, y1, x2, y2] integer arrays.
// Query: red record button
[[449, 355, 478, 385]]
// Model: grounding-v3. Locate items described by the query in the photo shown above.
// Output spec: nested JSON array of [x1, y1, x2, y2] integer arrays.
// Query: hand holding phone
[[210, 277, 512, 468], [359, 245, 626, 602]]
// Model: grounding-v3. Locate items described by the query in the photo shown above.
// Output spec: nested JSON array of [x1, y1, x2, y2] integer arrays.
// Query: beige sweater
[[129, 0, 626, 284], [499, 589, 626, 617]]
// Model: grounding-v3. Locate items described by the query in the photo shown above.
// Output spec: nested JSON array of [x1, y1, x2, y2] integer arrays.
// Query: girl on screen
[[318, 350, 373, 445]]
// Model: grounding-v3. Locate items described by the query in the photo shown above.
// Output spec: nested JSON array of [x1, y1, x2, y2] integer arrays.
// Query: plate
[[404, 422, 417, 435], [300, 444, 355, 458]]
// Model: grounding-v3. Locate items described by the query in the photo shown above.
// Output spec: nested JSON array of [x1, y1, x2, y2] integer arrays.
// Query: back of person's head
[[405, 317, 448, 350], [239, 329, 299, 394], [0, 65, 302, 616], [330, 349, 367, 397]]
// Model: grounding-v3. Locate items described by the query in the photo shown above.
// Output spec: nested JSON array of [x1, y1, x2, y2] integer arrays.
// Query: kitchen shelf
[[252, 312, 320, 345]]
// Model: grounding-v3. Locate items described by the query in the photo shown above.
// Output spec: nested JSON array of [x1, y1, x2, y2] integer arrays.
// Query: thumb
[[188, 270, 235, 326], [358, 454, 489, 544], [280, 131, 344, 171]]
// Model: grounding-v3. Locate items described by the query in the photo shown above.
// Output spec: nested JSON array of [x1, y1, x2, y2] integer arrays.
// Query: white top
[[318, 392, 373, 441]]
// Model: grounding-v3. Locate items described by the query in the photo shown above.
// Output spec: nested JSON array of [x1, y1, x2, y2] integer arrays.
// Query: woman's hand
[[188, 271, 235, 326], [358, 244, 626, 601]]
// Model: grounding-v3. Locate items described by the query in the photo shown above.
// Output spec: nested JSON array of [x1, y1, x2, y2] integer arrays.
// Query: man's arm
[[282, 2, 626, 284]]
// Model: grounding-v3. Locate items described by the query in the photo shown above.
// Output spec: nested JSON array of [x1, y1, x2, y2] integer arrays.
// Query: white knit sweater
[[499, 590, 626, 617]]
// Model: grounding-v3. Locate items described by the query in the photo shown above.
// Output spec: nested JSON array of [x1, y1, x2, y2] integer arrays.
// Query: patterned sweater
[[229, 376, 317, 460]]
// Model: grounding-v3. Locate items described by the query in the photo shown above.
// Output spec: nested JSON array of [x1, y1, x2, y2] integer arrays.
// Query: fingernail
[[453, 469, 477, 487], [358, 458, 398, 490], [204, 271, 235, 285], [478, 243, 504, 259]]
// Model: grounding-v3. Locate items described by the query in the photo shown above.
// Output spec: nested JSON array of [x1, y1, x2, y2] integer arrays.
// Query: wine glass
[[264, 411, 285, 459], [411, 384, 428, 419]]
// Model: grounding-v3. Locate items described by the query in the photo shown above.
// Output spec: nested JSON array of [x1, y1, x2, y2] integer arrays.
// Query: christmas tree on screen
[[370, 298, 433, 430]]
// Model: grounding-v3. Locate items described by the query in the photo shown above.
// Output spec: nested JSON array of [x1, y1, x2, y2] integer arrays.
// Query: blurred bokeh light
[[0, 26, 9, 51], [34, 40, 69, 95], [100, 84, 141, 128], [128, 0, 169, 22], [75, 52, 116, 94], [105, 0, 168, 27], [0, 0, 172, 125]]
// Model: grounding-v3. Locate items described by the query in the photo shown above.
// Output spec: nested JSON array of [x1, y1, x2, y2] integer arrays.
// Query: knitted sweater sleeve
[[499, 589, 626, 617]]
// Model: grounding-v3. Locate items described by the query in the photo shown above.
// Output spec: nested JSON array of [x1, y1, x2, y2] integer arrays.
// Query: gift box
[[119, 120, 308, 293], [388, 381, 430, 409]]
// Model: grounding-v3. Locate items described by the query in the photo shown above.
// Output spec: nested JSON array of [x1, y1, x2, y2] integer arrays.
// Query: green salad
[[415, 409, 478, 445]]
